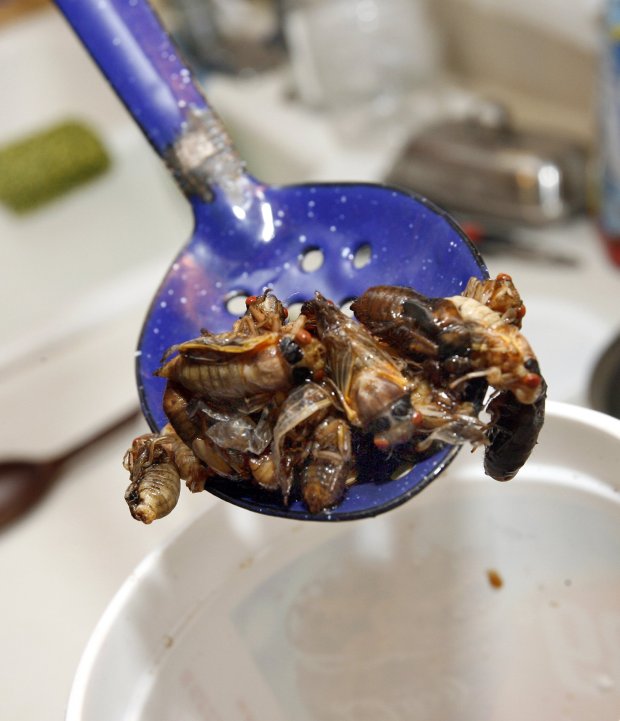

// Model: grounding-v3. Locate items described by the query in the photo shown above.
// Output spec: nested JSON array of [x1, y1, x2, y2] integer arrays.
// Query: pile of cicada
[[123, 274, 546, 522]]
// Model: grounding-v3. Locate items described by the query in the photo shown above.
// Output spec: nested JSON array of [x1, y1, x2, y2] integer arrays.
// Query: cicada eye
[[245, 295, 258, 307], [523, 358, 540, 374], [523, 373, 542, 389], [374, 436, 390, 451]]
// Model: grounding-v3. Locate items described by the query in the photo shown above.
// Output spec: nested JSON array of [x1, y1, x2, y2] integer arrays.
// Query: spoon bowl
[[56, 0, 487, 520]]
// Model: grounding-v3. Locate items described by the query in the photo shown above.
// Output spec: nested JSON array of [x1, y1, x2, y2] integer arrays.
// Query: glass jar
[[283, 0, 441, 138]]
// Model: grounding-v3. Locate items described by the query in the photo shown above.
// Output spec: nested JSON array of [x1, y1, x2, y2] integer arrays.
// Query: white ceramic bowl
[[67, 401, 620, 720]]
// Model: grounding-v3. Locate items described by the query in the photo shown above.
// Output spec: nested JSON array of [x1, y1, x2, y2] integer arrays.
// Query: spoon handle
[[54, 0, 244, 201]]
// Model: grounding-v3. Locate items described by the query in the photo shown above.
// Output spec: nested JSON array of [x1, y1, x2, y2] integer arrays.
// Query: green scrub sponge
[[0, 120, 111, 214]]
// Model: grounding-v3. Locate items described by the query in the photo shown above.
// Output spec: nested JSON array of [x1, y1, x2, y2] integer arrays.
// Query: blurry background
[[1, 1, 619, 719]]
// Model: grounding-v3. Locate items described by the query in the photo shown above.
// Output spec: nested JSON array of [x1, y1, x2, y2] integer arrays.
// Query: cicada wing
[[272, 383, 334, 500], [177, 331, 280, 361], [402, 295, 435, 328], [324, 338, 360, 422]]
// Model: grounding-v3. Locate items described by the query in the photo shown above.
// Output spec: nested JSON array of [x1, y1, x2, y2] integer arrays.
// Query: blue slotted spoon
[[55, 0, 488, 520]]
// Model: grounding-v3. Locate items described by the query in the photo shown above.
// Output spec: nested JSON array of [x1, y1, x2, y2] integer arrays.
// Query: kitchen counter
[[2, 8, 620, 721]]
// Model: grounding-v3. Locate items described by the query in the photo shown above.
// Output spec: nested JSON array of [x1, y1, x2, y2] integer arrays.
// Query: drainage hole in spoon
[[287, 302, 304, 321], [339, 297, 355, 316], [352, 242, 372, 269], [225, 290, 252, 317], [299, 247, 325, 272], [224, 240, 371, 321]]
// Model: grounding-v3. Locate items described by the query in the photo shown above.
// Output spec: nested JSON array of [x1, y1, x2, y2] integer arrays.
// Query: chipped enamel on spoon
[[55, 0, 488, 521]]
